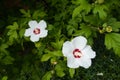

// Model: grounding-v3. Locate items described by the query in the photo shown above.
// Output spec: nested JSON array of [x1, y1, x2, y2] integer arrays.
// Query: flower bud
[[51, 61, 57, 65], [106, 26, 112, 32], [97, 0, 104, 4]]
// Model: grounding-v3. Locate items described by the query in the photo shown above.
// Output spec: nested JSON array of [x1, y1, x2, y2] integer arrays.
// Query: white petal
[[82, 45, 96, 59], [79, 57, 92, 69], [72, 36, 87, 50], [39, 30, 48, 38], [24, 28, 32, 37], [67, 57, 79, 68], [38, 20, 47, 29], [28, 20, 38, 28], [30, 35, 40, 42], [62, 41, 74, 57]]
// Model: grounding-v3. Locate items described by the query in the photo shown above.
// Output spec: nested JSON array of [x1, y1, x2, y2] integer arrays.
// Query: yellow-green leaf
[[69, 68, 75, 78], [55, 64, 65, 77], [2, 76, 8, 80], [41, 54, 52, 62], [42, 71, 52, 80], [93, 5, 108, 19], [105, 33, 120, 56], [7, 22, 18, 30]]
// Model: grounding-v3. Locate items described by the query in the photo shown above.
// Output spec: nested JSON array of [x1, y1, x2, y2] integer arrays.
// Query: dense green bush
[[0, 0, 120, 80]]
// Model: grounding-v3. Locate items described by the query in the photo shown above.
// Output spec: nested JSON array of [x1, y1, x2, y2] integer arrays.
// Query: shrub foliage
[[0, 0, 120, 80]]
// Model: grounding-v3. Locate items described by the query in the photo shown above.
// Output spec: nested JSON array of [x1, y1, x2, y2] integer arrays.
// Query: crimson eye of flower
[[33, 28, 40, 35], [73, 49, 82, 58]]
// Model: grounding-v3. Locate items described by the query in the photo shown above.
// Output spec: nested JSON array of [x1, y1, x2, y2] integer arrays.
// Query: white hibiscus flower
[[62, 36, 96, 69], [24, 20, 48, 42]]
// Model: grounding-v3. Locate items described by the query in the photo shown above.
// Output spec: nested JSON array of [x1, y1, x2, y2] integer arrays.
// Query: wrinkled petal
[[82, 45, 96, 59], [62, 41, 74, 57], [67, 57, 79, 68], [24, 28, 32, 37], [79, 57, 92, 69], [38, 20, 47, 29], [30, 35, 40, 42], [39, 30, 48, 38], [72, 36, 87, 50], [28, 20, 38, 28]]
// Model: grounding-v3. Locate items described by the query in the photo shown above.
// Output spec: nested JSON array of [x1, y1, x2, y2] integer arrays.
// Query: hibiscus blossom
[[24, 20, 48, 42], [62, 36, 96, 69]]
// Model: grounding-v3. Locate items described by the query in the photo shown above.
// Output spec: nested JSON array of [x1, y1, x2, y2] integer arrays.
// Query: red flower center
[[33, 28, 40, 35], [73, 49, 82, 58]]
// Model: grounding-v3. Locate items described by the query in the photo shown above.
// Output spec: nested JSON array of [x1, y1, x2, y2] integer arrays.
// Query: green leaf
[[52, 51, 63, 57], [42, 71, 52, 80], [72, 6, 82, 19], [32, 11, 46, 19], [2, 56, 14, 64], [72, 3, 91, 19], [35, 42, 41, 48], [8, 30, 18, 43], [7, 22, 18, 30], [51, 40, 64, 50], [110, 22, 120, 32], [106, 18, 120, 32], [114, 47, 120, 56], [87, 37, 94, 46], [19, 28, 25, 38], [7, 22, 19, 44], [93, 5, 108, 19], [20, 9, 27, 14], [41, 54, 52, 62], [0, 44, 8, 50], [67, 25, 76, 36], [72, 0, 87, 5], [69, 68, 75, 78], [73, 24, 92, 37], [2, 76, 8, 80], [45, 49, 63, 57], [47, 24, 54, 30], [20, 9, 31, 17], [55, 64, 65, 77], [0, 44, 9, 58], [83, 15, 100, 25], [105, 33, 120, 56]]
